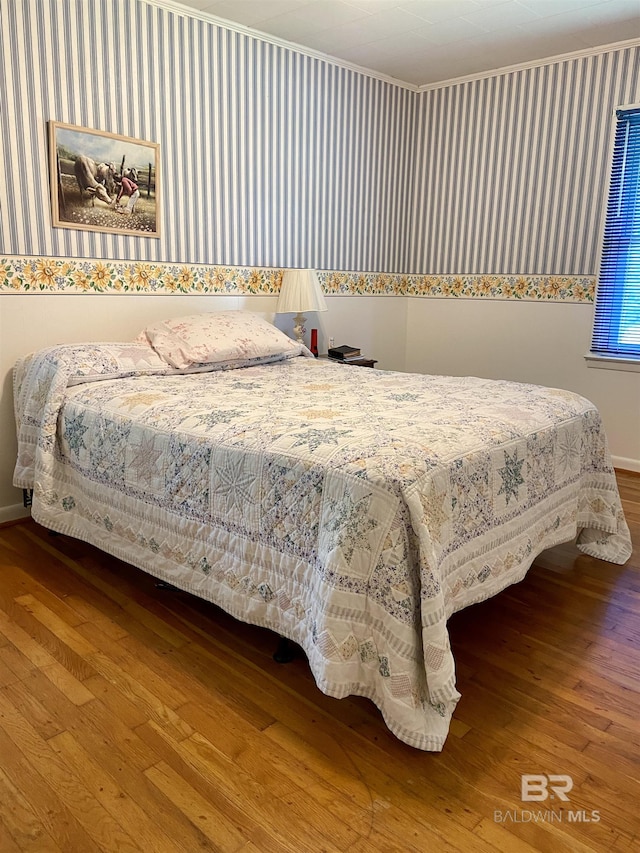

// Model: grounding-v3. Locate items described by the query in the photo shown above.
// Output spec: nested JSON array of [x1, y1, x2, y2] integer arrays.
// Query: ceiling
[[173, 0, 640, 87]]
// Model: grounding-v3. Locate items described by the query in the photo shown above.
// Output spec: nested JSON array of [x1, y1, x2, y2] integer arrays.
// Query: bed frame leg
[[273, 636, 297, 663]]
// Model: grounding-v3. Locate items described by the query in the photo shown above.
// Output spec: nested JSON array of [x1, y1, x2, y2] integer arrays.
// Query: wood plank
[[14, 594, 97, 657], [0, 691, 144, 852], [264, 721, 482, 853], [86, 651, 193, 742], [0, 640, 38, 684], [18, 525, 193, 650], [0, 651, 20, 688], [1, 676, 68, 742], [0, 703, 106, 852], [0, 597, 97, 687], [151, 727, 360, 853], [144, 760, 264, 853], [0, 606, 95, 706], [53, 709, 221, 850], [48, 730, 188, 853], [0, 818, 23, 853], [0, 766, 64, 853]]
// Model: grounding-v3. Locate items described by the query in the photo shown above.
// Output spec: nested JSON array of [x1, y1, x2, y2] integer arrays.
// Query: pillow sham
[[138, 311, 308, 369]]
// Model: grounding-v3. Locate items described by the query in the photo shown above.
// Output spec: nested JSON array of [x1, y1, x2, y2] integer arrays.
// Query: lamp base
[[293, 312, 307, 346]]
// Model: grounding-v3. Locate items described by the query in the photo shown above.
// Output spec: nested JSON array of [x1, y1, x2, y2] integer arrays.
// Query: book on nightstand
[[328, 344, 361, 361]]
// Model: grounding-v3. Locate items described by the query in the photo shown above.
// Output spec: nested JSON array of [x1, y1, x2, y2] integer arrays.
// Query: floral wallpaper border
[[0, 257, 595, 302]]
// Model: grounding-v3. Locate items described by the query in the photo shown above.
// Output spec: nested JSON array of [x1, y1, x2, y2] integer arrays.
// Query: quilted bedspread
[[13, 344, 632, 750]]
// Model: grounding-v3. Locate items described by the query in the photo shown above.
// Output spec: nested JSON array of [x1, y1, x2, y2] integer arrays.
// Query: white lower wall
[[404, 298, 640, 472], [0, 294, 408, 515]]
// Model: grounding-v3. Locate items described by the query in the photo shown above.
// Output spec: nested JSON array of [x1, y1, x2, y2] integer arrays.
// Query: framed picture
[[49, 121, 160, 238]]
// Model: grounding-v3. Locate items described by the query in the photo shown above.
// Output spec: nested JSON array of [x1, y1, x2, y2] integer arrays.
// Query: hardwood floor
[[0, 471, 638, 852]]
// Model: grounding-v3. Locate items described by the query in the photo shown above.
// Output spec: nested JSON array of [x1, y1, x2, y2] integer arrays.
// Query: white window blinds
[[591, 106, 640, 360]]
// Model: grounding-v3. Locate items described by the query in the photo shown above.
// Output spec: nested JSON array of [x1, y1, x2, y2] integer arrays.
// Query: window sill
[[584, 354, 640, 373]]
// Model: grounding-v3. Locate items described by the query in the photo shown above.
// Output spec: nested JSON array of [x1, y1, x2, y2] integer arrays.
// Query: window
[[591, 105, 640, 362]]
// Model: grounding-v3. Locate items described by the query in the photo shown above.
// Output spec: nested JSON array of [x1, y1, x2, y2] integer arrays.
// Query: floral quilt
[[13, 345, 632, 750]]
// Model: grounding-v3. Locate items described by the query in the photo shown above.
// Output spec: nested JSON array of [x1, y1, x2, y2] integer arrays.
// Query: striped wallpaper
[[0, 0, 415, 272], [410, 45, 640, 275], [0, 1, 638, 280]]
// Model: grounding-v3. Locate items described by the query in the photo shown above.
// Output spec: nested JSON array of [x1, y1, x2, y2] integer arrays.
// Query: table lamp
[[276, 269, 327, 345]]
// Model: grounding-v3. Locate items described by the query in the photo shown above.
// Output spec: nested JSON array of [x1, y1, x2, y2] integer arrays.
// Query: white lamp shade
[[276, 269, 327, 314]]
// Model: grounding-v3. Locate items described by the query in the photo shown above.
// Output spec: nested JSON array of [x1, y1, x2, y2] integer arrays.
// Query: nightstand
[[322, 356, 378, 368], [341, 357, 378, 368]]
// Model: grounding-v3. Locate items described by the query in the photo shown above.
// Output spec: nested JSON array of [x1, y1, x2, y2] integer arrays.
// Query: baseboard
[[0, 503, 30, 525], [613, 457, 640, 474]]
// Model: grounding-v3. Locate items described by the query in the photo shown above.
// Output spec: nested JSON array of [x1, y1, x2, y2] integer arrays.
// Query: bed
[[13, 311, 632, 751]]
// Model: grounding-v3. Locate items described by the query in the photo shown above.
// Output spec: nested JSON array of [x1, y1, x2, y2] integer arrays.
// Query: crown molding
[[145, 0, 418, 91], [417, 37, 640, 92], [143, 1, 639, 93]]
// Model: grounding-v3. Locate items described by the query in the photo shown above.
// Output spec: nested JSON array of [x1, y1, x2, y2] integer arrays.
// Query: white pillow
[[138, 311, 307, 369]]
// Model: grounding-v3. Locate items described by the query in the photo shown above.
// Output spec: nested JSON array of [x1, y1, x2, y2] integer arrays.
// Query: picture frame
[[49, 121, 160, 239]]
